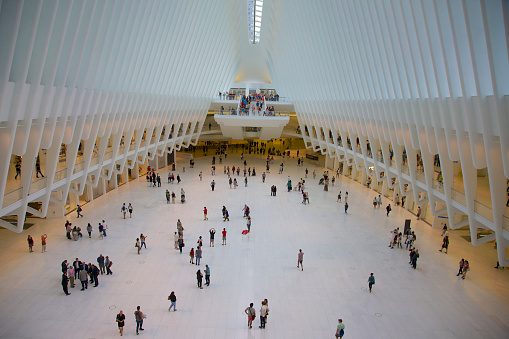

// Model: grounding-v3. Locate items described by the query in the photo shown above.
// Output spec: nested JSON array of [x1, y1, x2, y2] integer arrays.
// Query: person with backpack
[[335, 319, 345, 338], [77, 204, 83, 218], [121, 203, 127, 219], [168, 291, 177, 311]]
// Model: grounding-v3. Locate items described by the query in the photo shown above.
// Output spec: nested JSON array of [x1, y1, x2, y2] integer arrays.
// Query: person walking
[[196, 269, 203, 289], [337, 191, 342, 202], [121, 203, 127, 219], [259, 300, 269, 329], [27, 235, 34, 253], [128, 203, 133, 218], [77, 204, 83, 218], [367, 273, 375, 293], [196, 247, 202, 266], [98, 223, 104, 240], [245, 176, 248, 187], [457, 258, 465, 276], [416, 206, 421, 220], [87, 223, 92, 238], [209, 228, 216, 247], [246, 216, 251, 232], [335, 319, 345, 338], [211, 180, 215, 191], [344, 202, 349, 214], [168, 291, 177, 311], [177, 219, 184, 238], [140, 234, 147, 249], [62, 271, 71, 296], [203, 207, 208, 220], [134, 306, 146, 335], [178, 236, 184, 254], [297, 249, 304, 271], [136, 238, 141, 255], [222, 228, 227, 245], [204, 264, 210, 286], [441, 223, 448, 236], [189, 248, 195, 264], [439, 235, 449, 254], [116, 310, 125, 336], [386, 204, 392, 216], [245, 303, 256, 328], [35, 159, 44, 178], [41, 234, 47, 253], [462, 260, 469, 279], [174, 232, 179, 249]]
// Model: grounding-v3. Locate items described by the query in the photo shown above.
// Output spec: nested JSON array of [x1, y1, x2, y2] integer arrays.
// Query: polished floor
[[0, 153, 508, 339]]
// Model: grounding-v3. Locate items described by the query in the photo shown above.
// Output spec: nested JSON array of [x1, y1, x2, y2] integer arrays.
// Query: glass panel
[[474, 200, 494, 222]]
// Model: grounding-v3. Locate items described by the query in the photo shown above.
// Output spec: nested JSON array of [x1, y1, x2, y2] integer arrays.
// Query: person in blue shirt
[[367, 273, 375, 293]]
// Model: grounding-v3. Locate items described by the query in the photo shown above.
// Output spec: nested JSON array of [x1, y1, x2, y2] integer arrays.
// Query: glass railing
[[503, 216, 509, 232], [377, 153, 384, 163], [73, 161, 84, 174], [30, 176, 47, 195], [104, 151, 113, 160], [450, 188, 467, 206], [474, 200, 494, 222], [401, 165, 410, 175], [415, 171, 426, 184], [54, 168, 66, 182], [432, 179, 444, 194], [3, 187, 22, 208], [213, 109, 292, 117]]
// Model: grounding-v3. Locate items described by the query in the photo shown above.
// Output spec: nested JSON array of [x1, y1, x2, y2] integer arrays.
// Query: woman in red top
[[41, 234, 47, 253], [189, 248, 194, 264], [222, 228, 227, 245]]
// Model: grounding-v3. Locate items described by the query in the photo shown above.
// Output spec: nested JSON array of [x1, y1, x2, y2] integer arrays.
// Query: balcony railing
[[450, 188, 467, 206], [415, 171, 426, 184], [432, 179, 444, 194], [3, 187, 22, 208], [212, 109, 292, 117], [474, 200, 494, 222]]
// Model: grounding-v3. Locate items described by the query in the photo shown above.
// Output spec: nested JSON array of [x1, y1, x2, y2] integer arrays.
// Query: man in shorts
[[297, 249, 304, 271]]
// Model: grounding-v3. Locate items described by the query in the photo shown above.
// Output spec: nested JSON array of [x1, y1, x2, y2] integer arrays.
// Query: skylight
[[248, 0, 263, 44]]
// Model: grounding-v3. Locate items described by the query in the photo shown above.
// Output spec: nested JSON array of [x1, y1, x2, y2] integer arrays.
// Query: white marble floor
[[0, 153, 508, 339]]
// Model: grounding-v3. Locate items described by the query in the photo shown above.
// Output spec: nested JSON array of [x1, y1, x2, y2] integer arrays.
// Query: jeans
[[81, 280, 88, 290], [196, 257, 200, 265], [106, 267, 112, 275], [136, 320, 143, 333], [205, 275, 210, 285], [169, 301, 176, 311], [260, 315, 266, 328], [141, 241, 146, 249]]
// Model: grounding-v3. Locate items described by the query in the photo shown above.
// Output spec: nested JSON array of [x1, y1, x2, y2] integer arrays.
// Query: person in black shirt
[[116, 310, 125, 336], [62, 272, 70, 295]]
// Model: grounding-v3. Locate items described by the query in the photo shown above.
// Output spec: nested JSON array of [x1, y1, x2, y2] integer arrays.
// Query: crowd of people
[[39, 144, 482, 337]]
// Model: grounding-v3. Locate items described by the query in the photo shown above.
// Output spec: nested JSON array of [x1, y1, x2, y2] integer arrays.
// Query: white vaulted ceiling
[[0, 0, 509, 263]]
